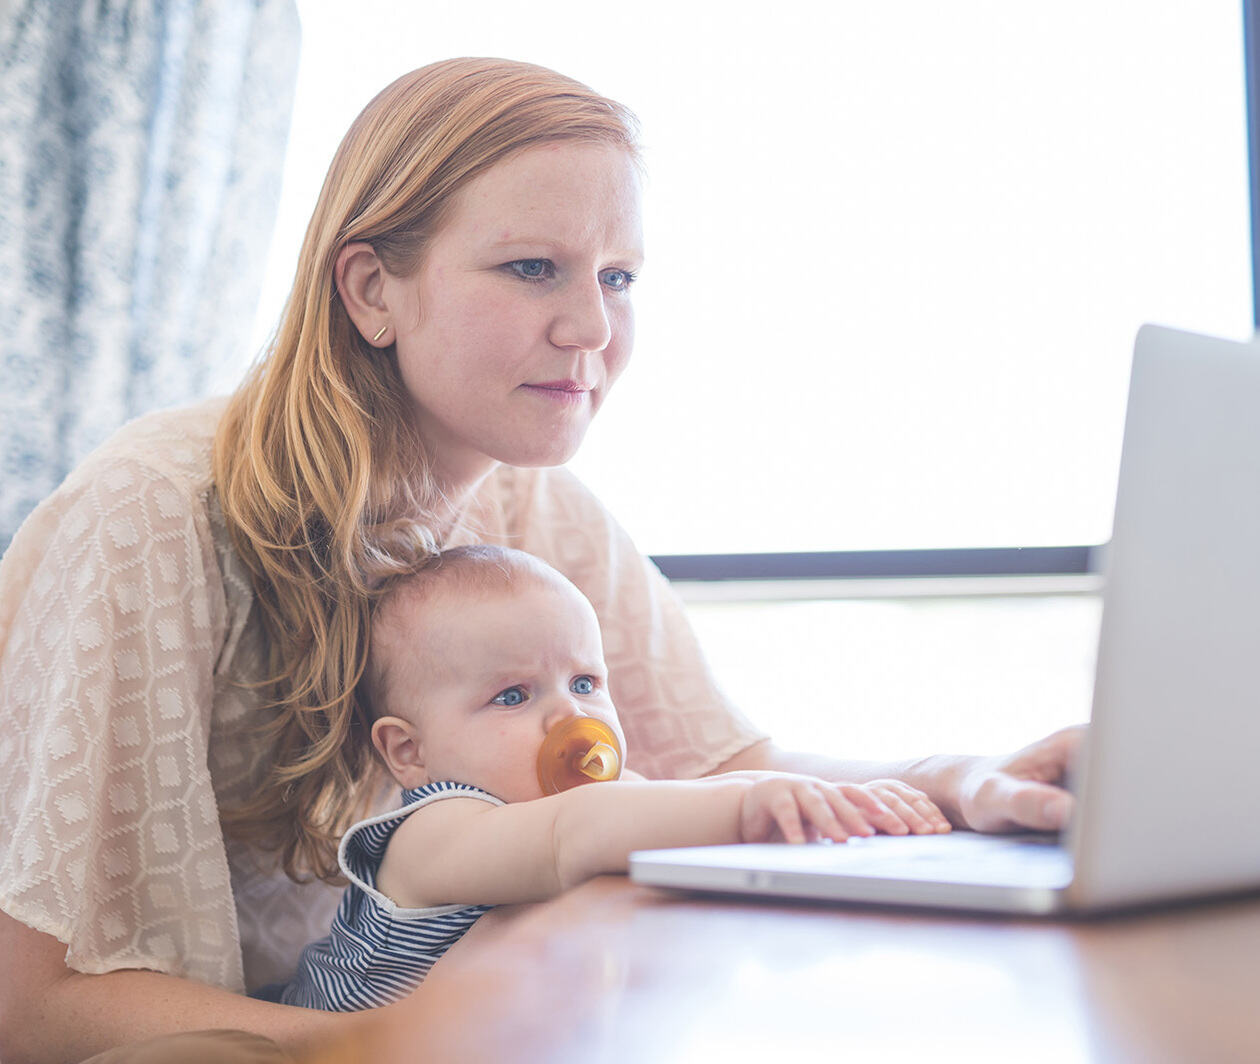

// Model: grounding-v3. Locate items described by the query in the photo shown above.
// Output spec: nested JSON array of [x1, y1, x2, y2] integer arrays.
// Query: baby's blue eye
[[491, 686, 528, 707], [509, 259, 554, 281], [570, 676, 595, 695]]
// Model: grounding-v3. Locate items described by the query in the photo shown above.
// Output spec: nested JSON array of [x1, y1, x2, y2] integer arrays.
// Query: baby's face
[[401, 577, 625, 802]]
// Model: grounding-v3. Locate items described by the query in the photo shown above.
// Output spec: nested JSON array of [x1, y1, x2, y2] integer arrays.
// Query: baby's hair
[[361, 545, 565, 721]]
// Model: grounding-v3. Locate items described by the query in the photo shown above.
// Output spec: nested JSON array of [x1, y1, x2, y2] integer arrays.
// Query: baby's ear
[[371, 716, 429, 790]]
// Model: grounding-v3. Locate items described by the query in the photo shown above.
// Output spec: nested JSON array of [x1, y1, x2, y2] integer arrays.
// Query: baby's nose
[[542, 698, 586, 732]]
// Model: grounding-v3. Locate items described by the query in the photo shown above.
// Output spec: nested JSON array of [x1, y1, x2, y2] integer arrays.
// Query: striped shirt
[[280, 781, 503, 1011]]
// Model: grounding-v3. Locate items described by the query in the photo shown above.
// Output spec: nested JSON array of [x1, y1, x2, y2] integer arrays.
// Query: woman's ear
[[335, 242, 393, 347], [371, 715, 430, 790]]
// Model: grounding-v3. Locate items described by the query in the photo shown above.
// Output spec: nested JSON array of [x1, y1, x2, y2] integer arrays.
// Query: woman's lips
[[531, 379, 591, 391], [521, 380, 594, 404]]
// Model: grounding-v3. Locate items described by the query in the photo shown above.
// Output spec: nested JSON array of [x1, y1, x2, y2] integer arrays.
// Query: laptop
[[630, 323, 1260, 915]]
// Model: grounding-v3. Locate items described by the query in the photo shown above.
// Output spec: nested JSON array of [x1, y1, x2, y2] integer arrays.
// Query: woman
[[0, 57, 1080, 1062]]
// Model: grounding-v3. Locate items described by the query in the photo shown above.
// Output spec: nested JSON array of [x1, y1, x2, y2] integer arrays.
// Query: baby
[[281, 545, 949, 1010]]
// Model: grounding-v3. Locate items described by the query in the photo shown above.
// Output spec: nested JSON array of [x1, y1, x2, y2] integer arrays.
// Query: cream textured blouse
[[0, 399, 766, 993]]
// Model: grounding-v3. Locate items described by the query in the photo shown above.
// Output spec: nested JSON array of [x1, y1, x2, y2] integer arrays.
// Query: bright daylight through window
[[256, 2, 1252, 558]]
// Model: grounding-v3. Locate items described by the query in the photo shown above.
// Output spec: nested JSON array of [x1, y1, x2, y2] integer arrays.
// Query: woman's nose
[[549, 278, 612, 353]]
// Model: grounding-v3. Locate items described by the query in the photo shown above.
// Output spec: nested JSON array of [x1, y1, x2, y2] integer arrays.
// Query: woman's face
[[383, 142, 644, 488]]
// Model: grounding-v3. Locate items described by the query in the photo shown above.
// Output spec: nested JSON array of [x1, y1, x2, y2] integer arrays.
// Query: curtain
[[0, 0, 300, 554]]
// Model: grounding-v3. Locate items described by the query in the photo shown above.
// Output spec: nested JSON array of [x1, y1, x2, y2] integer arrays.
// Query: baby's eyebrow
[[478, 665, 532, 685]]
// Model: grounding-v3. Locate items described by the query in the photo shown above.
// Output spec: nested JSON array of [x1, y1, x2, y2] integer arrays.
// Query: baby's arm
[[377, 774, 931, 909]]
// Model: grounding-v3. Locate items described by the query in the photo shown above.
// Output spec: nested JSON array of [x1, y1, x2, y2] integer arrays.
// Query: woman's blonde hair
[[212, 57, 640, 882]]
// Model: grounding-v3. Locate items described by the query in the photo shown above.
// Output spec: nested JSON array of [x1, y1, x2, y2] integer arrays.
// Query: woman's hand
[[711, 725, 1087, 835], [738, 776, 950, 844], [954, 725, 1084, 833]]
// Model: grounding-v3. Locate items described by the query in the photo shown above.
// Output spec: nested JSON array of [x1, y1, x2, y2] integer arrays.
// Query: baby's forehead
[[379, 561, 581, 635], [374, 569, 601, 694]]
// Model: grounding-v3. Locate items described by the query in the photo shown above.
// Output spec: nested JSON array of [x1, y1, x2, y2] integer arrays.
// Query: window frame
[[651, 1, 1258, 588]]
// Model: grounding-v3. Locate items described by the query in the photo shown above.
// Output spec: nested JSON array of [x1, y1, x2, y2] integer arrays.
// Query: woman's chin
[[491, 433, 588, 470], [506, 450, 582, 470]]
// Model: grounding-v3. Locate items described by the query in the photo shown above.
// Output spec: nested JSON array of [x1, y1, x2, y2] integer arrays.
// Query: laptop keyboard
[[747, 832, 1073, 888]]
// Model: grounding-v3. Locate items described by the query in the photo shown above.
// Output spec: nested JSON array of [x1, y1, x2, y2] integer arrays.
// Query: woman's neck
[[424, 461, 499, 543]]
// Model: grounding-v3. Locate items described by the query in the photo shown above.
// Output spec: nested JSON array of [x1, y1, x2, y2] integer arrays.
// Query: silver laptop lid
[[1068, 324, 1260, 908]]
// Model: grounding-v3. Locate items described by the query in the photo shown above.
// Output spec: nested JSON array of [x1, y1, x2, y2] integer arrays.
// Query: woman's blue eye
[[570, 676, 595, 695], [509, 259, 553, 281], [491, 686, 528, 707], [600, 269, 637, 292]]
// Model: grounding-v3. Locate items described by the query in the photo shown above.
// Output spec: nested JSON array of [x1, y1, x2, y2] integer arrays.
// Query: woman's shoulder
[[0, 397, 233, 639], [66, 396, 229, 498]]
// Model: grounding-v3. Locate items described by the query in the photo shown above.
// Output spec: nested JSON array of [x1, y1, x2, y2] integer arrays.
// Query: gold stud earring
[[371, 324, 389, 343]]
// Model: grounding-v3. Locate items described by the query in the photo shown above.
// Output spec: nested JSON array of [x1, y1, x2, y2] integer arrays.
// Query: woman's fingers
[[980, 776, 1074, 832], [957, 725, 1083, 832]]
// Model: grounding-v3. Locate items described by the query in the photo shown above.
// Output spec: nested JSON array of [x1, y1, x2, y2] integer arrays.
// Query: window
[[257, 2, 1252, 559]]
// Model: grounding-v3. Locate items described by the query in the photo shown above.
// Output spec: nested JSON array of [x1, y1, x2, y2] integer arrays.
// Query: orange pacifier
[[536, 716, 623, 795]]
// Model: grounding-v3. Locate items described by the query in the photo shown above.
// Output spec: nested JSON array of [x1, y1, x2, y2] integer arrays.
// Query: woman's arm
[[0, 439, 266, 997], [714, 726, 1084, 832], [0, 912, 360, 1064]]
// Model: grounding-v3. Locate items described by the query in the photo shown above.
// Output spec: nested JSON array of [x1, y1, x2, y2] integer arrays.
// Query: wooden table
[[324, 877, 1260, 1063]]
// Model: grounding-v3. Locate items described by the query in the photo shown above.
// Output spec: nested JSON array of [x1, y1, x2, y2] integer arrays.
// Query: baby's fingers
[[795, 785, 858, 843], [836, 784, 909, 836], [820, 787, 881, 840], [868, 781, 952, 835], [767, 788, 810, 844]]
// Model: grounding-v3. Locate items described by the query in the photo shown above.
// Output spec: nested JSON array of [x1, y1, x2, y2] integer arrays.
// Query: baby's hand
[[860, 778, 952, 836], [738, 776, 951, 844]]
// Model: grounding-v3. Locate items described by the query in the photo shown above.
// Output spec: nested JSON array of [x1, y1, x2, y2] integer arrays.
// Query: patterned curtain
[[0, 0, 300, 553]]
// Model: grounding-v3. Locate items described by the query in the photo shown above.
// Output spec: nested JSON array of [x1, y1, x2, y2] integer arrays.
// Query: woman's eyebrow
[[488, 236, 556, 249], [487, 236, 643, 259]]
